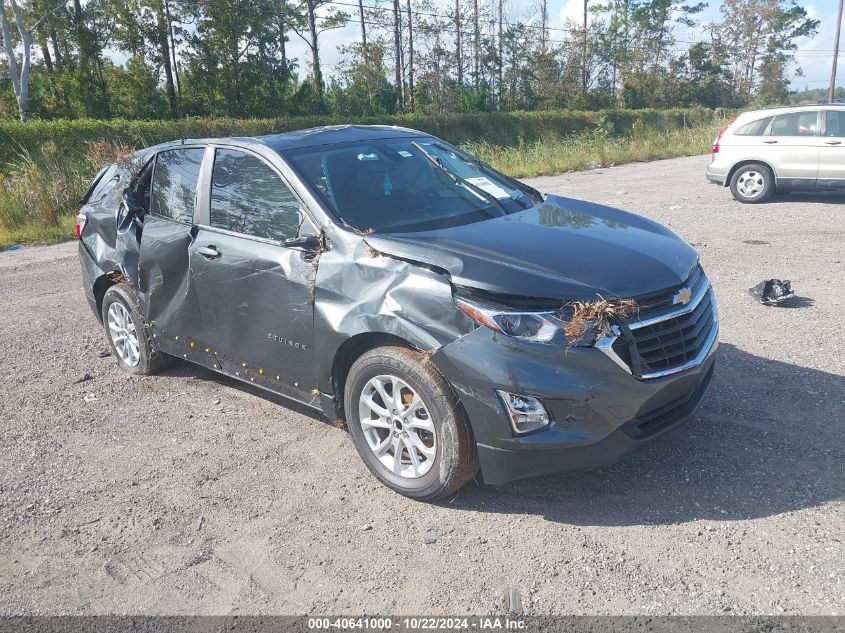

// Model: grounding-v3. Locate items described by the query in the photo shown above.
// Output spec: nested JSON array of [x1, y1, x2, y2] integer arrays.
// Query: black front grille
[[620, 366, 715, 440], [611, 266, 716, 378]]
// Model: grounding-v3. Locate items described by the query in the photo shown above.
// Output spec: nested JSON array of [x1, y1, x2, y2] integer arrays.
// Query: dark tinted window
[[82, 164, 119, 204], [151, 148, 204, 223], [734, 117, 772, 136], [770, 111, 818, 137], [89, 164, 119, 201], [825, 110, 845, 137], [210, 149, 301, 241], [286, 138, 530, 233]]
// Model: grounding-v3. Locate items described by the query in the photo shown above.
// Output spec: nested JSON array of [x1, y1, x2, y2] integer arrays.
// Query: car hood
[[364, 195, 698, 301]]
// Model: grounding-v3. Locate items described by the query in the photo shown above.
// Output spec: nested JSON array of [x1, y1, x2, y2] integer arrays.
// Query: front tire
[[344, 346, 478, 501], [730, 163, 775, 203], [101, 283, 166, 375]]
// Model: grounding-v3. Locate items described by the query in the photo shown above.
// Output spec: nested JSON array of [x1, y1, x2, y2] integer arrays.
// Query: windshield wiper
[[429, 141, 542, 207], [411, 142, 507, 217]]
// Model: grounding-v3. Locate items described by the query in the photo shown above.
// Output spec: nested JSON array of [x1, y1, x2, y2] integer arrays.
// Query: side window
[[769, 111, 818, 137], [734, 117, 773, 136], [150, 148, 204, 223], [132, 158, 155, 212], [825, 111, 845, 137], [210, 148, 302, 241], [82, 164, 119, 204]]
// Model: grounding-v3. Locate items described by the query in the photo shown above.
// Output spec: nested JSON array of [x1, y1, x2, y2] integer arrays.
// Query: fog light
[[496, 390, 550, 434]]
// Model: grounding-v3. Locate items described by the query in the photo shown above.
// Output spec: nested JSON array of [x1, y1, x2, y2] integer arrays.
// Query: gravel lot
[[1, 154, 843, 616]]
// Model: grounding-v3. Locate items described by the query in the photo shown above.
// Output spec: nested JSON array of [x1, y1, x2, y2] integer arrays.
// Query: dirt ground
[[1, 154, 843, 616]]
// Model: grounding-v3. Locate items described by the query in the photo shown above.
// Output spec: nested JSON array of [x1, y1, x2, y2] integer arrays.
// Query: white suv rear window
[[734, 117, 772, 136]]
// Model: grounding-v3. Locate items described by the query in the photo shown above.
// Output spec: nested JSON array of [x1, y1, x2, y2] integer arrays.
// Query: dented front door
[[186, 146, 318, 403]]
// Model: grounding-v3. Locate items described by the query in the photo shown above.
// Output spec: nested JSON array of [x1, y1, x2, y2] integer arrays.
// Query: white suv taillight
[[75, 211, 87, 239], [712, 117, 737, 154]]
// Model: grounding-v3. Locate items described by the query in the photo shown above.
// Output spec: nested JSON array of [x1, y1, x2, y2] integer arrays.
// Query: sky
[[277, 0, 844, 92]]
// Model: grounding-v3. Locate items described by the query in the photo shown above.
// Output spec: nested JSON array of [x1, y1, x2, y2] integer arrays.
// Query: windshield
[[284, 138, 534, 233]]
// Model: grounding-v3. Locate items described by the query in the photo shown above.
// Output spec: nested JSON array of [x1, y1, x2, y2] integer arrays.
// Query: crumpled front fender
[[312, 236, 474, 398]]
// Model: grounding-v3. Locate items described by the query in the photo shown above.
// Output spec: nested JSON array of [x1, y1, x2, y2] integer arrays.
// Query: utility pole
[[831, 0, 844, 103], [472, 0, 479, 90], [539, 0, 547, 53], [582, 0, 588, 92], [455, 0, 463, 87], [497, 0, 503, 107], [358, 0, 367, 46], [394, 0, 404, 110], [407, 0, 414, 109]]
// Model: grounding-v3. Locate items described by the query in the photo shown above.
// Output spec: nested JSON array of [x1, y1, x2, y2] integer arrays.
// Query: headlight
[[454, 296, 564, 343]]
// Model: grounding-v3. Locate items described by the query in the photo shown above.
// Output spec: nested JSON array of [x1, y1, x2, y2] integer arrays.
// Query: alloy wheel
[[107, 301, 141, 367], [358, 374, 437, 478]]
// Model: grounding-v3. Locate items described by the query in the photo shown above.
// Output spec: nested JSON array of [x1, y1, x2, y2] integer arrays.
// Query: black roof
[[258, 124, 427, 153]]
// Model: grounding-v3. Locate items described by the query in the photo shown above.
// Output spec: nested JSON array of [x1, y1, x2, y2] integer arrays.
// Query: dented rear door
[[186, 145, 318, 403], [136, 146, 206, 353]]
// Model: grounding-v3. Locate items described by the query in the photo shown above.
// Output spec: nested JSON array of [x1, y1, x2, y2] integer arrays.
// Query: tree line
[[0, 0, 820, 121]]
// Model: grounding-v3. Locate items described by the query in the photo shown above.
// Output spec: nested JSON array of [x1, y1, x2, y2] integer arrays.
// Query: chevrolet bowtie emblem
[[673, 287, 693, 305]]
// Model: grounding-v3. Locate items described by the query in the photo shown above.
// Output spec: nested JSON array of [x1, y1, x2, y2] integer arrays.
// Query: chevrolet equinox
[[77, 125, 718, 500]]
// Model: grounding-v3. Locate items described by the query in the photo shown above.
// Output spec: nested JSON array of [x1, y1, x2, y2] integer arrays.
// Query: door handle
[[763, 140, 778, 144], [824, 140, 842, 145], [195, 245, 221, 259]]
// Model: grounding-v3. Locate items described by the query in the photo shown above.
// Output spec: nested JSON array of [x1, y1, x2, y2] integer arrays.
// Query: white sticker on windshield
[[465, 176, 511, 200], [398, 150, 413, 158]]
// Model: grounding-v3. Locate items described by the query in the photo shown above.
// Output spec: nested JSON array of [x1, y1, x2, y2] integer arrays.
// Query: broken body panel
[[78, 125, 718, 486]]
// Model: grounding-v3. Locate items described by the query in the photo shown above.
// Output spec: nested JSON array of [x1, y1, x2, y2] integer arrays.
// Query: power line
[[188, 0, 837, 54], [189, 0, 700, 53]]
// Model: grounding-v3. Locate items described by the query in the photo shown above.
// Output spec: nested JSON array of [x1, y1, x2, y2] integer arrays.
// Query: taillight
[[75, 211, 87, 239], [712, 117, 737, 154]]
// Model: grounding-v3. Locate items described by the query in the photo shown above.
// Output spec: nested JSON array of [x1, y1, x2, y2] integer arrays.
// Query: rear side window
[[734, 117, 772, 136], [825, 110, 845, 137], [770, 111, 818, 137], [209, 149, 301, 241], [151, 148, 204, 223], [82, 164, 119, 204]]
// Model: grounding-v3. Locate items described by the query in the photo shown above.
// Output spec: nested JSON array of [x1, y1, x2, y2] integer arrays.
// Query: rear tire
[[344, 346, 478, 501], [101, 283, 166, 375], [730, 163, 775, 203]]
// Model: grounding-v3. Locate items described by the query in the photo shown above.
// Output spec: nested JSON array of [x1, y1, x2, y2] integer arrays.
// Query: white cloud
[[792, 3, 839, 89], [557, 0, 584, 26]]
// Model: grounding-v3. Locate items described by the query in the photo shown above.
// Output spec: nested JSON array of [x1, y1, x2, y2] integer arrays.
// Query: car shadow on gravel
[[163, 360, 326, 422], [771, 191, 845, 204], [448, 343, 845, 526]]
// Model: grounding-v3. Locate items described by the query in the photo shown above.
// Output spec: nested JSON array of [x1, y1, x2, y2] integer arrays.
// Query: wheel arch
[[92, 270, 123, 322], [726, 159, 778, 187], [330, 332, 422, 420]]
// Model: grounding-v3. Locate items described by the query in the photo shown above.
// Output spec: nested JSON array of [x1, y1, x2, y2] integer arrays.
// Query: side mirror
[[283, 234, 322, 251], [117, 188, 143, 232]]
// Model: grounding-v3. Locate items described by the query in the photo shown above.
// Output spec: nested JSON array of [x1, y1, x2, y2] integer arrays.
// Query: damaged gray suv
[[77, 125, 718, 500]]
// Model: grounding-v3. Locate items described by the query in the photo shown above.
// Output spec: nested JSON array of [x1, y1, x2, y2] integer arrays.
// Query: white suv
[[706, 104, 845, 203]]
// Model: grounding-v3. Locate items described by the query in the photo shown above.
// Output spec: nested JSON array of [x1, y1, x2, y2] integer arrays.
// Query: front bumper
[[474, 361, 714, 484], [432, 325, 718, 486]]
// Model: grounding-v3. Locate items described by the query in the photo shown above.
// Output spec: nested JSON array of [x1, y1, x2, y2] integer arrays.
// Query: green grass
[[464, 120, 721, 178], [0, 214, 76, 249]]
